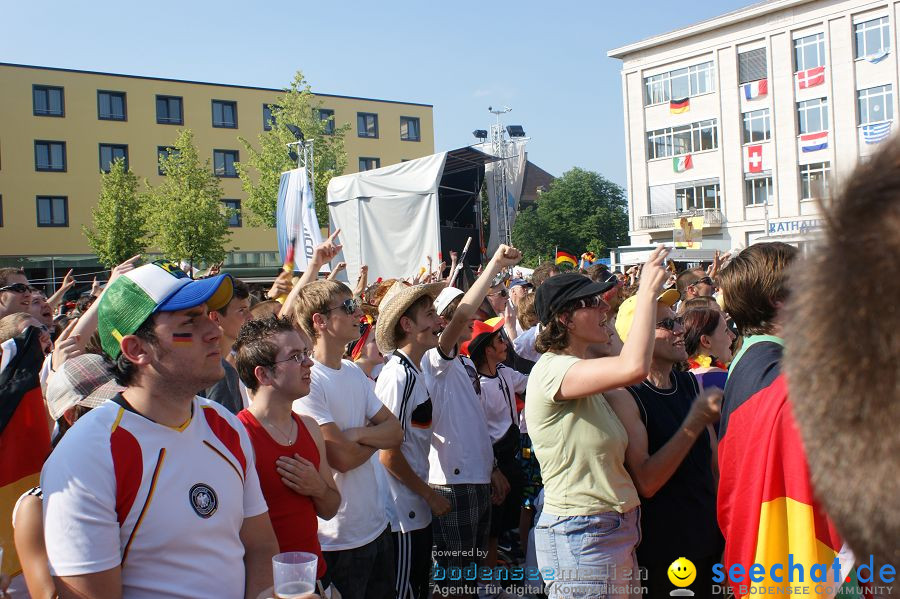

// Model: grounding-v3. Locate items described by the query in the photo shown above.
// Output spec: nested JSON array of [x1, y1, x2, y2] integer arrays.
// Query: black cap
[[534, 273, 615, 325]]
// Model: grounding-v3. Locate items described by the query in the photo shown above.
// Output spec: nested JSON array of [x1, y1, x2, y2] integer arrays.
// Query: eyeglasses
[[656, 316, 684, 332], [321, 298, 360, 316], [273, 349, 313, 366], [0, 283, 30, 294]]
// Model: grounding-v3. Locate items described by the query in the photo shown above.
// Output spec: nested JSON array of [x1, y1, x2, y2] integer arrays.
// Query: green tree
[[511, 167, 629, 267], [237, 71, 350, 227], [84, 157, 148, 268], [145, 129, 231, 268]]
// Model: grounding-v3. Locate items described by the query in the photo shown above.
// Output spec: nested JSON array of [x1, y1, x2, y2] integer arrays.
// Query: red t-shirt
[[237, 410, 325, 579]]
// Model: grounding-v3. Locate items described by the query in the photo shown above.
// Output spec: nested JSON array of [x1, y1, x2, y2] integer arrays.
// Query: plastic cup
[[272, 551, 318, 599]]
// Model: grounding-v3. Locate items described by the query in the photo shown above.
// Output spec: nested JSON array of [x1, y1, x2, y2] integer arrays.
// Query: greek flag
[[862, 122, 892, 145]]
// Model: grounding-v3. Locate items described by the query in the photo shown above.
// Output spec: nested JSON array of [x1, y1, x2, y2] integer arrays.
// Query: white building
[[608, 0, 896, 252]]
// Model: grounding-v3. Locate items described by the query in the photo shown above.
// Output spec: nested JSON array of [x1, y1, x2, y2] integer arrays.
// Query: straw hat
[[376, 282, 445, 354]]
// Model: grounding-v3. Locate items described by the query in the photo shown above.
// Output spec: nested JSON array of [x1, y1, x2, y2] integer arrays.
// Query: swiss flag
[[747, 145, 763, 173], [797, 66, 825, 89]]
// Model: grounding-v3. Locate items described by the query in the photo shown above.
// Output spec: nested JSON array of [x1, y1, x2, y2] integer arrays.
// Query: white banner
[[276, 168, 328, 273], [479, 139, 528, 255]]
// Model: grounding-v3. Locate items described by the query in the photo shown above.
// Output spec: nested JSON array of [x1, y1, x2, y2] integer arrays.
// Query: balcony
[[638, 208, 724, 231]]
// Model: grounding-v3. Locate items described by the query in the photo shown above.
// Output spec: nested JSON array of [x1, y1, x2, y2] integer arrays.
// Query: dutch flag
[[800, 131, 828, 153], [743, 79, 768, 100]]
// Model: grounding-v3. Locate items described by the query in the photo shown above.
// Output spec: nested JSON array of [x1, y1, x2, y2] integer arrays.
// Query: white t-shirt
[[41, 396, 268, 599], [513, 325, 542, 363], [293, 359, 388, 551], [375, 350, 433, 533], [477, 364, 529, 444], [420, 347, 493, 485]]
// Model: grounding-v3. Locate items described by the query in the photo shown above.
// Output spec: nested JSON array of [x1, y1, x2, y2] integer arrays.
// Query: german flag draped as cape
[[0, 328, 52, 578], [718, 336, 844, 598]]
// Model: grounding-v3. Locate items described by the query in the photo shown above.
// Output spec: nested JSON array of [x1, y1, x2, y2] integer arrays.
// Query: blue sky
[[3, 0, 751, 187]]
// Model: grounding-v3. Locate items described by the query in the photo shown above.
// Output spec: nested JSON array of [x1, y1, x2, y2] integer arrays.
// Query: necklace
[[261, 415, 295, 444]]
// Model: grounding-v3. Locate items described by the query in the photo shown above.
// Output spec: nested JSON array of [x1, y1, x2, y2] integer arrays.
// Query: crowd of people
[[0, 139, 897, 599]]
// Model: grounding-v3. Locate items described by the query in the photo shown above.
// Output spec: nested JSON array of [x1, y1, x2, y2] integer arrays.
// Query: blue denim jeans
[[534, 507, 642, 599]]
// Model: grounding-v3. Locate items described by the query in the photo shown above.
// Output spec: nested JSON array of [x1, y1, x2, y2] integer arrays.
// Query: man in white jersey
[[374, 281, 448, 599], [423, 245, 521, 599], [292, 280, 403, 599], [41, 260, 279, 599]]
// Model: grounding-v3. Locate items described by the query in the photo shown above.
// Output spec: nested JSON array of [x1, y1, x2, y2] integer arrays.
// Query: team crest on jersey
[[189, 483, 218, 518]]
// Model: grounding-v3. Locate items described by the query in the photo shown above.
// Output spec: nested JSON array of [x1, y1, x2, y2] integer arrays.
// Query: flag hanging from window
[[862, 121, 892, 144], [673, 154, 693, 173], [555, 249, 577, 267], [866, 48, 890, 64], [742, 79, 768, 100], [669, 97, 690, 114], [747, 145, 763, 173], [673, 216, 704, 248], [797, 66, 825, 89], [800, 131, 828, 152]]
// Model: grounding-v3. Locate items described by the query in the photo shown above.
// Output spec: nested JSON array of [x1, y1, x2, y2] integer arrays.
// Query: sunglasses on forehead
[[0, 283, 30, 294], [321, 298, 360, 316]]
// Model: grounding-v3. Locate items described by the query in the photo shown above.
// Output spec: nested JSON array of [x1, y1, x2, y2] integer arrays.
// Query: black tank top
[[625, 370, 723, 566]]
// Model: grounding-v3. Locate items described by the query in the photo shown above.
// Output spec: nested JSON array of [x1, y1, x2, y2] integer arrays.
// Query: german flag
[[0, 329, 52, 579], [670, 97, 690, 114], [555, 249, 577, 267], [718, 337, 843, 599]]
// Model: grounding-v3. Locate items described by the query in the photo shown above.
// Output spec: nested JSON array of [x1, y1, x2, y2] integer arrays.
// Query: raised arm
[[556, 246, 669, 399], [70, 255, 140, 352], [46, 269, 75, 310], [279, 229, 342, 318]]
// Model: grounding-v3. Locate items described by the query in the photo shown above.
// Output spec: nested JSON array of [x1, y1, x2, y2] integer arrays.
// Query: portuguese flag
[[0, 329, 52, 579], [555, 249, 577, 267], [670, 97, 690, 114], [718, 336, 844, 599]]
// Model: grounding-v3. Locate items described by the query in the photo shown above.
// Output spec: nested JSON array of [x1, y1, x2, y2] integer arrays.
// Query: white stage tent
[[327, 147, 497, 284]]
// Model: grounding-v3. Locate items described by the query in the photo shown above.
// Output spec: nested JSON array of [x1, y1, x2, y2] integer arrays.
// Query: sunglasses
[[572, 294, 605, 310], [0, 283, 30, 294], [656, 316, 684, 332], [321, 298, 360, 316], [692, 276, 715, 287], [488, 289, 508, 298]]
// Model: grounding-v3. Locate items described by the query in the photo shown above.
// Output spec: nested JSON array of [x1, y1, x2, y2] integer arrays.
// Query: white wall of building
[[610, 0, 898, 250]]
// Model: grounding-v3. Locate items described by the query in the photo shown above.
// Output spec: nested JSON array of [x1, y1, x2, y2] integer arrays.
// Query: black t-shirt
[[199, 359, 243, 415], [625, 370, 723, 566]]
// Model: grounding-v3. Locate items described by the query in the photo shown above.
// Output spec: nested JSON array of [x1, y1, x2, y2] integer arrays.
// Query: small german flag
[[555, 249, 577, 267], [670, 97, 690, 114]]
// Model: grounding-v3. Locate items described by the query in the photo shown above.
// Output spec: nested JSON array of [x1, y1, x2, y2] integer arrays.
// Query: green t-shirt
[[524, 352, 639, 516]]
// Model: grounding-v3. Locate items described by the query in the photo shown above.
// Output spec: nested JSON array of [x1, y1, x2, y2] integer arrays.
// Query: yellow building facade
[[0, 63, 434, 283]]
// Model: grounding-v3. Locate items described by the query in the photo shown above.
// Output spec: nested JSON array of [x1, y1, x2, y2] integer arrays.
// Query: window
[[33, 85, 64, 117], [675, 182, 720, 211], [263, 104, 276, 131], [36, 196, 68, 227], [214, 150, 239, 177], [742, 109, 771, 143], [357, 112, 378, 138], [156, 95, 183, 125], [400, 116, 421, 141], [855, 16, 890, 59], [212, 100, 237, 128], [794, 33, 826, 72], [797, 98, 829, 134], [34, 141, 66, 172], [738, 48, 768, 84], [745, 176, 774, 206], [858, 85, 893, 125], [643, 61, 715, 105], [98, 91, 126, 121], [359, 157, 380, 171], [799, 162, 831, 200], [646, 119, 718, 159], [222, 199, 241, 227], [99, 144, 128, 172], [157, 146, 180, 175], [319, 109, 335, 135]]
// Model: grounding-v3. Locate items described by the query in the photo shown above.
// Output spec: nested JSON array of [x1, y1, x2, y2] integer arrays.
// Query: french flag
[[743, 79, 768, 100], [800, 131, 828, 152], [798, 66, 825, 89]]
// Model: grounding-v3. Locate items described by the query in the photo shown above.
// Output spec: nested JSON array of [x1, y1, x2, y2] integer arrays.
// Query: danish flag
[[797, 66, 825, 89]]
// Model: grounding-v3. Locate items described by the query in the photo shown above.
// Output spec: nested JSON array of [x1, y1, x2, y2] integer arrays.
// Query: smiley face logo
[[668, 557, 696, 587]]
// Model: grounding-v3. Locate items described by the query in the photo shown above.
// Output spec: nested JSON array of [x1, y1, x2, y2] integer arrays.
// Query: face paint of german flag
[[172, 333, 193, 344]]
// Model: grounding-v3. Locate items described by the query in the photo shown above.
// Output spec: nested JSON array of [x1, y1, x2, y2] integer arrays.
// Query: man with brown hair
[[675, 267, 715, 302], [783, 139, 900, 570], [292, 279, 403, 599], [0, 268, 32, 320], [716, 243, 848, 599]]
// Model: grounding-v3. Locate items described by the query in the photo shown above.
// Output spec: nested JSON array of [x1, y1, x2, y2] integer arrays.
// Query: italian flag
[[673, 155, 693, 173]]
